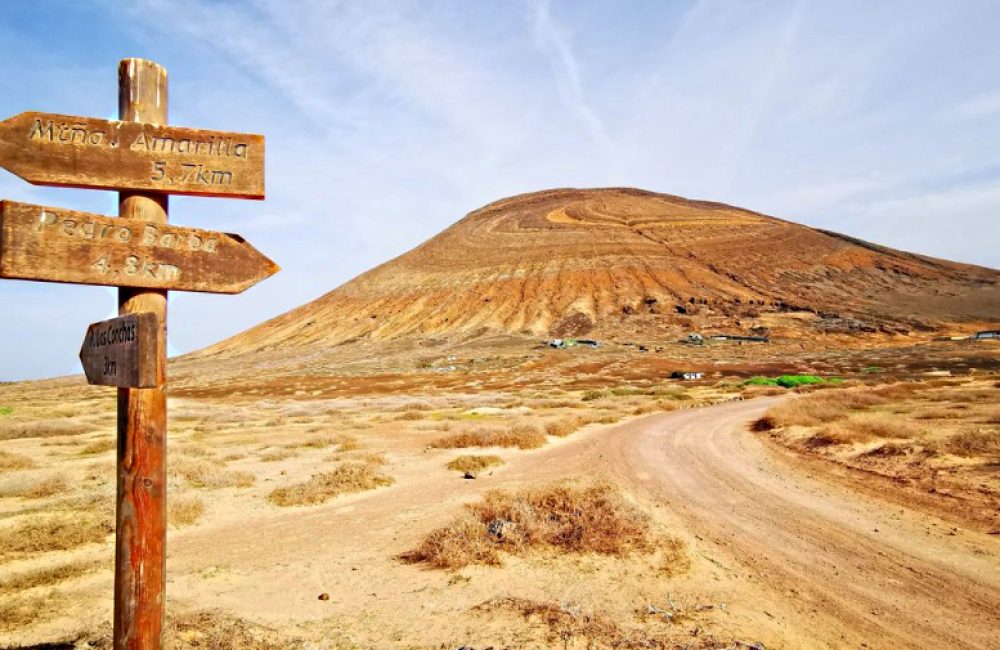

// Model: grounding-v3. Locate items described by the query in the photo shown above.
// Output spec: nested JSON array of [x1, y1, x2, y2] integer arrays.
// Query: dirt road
[[160, 397, 1000, 649], [514, 397, 1000, 649]]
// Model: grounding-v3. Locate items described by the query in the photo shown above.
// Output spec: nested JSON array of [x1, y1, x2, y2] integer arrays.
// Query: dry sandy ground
[[5, 394, 998, 648]]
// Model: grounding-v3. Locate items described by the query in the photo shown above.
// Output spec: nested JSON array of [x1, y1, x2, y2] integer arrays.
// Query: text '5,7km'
[[0, 111, 264, 199]]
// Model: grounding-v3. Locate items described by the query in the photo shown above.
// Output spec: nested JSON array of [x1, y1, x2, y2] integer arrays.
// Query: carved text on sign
[[0, 112, 264, 198]]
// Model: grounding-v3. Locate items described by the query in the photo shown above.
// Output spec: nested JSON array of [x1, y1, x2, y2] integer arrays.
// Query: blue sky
[[1, 0, 999, 380]]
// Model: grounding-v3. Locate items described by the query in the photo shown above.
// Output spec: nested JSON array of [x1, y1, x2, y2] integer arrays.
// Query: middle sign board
[[0, 201, 278, 294]]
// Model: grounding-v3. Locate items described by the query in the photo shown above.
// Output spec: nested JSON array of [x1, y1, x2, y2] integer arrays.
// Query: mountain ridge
[[197, 187, 1000, 358]]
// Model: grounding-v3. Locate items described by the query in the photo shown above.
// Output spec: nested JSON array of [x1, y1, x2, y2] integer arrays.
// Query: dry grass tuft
[[431, 424, 546, 450], [402, 481, 678, 569], [544, 416, 582, 437], [0, 450, 34, 472], [165, 609, 312, 649], [268, 461, 393, 507], [0, 419, 90, 441], [0, 559, 101, 594], [750, 415, 777, 432], [474, 597, 728, 650], [169, 495, 207, 527], [942, 430, 1000, 458], [171, 457, 255, 489], [446, 454, 504, 474], [259, 447, 298, 462], [80, 437, 116, 455], [0, 475, 70, 499], [0, 591, 66, 632], [763, 388, 889, 428], [0, 513, 110, 556]]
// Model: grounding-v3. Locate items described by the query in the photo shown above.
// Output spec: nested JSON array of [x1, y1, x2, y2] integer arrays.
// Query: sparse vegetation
[[0, 559, 101, 594], [402, 481, 680, 569], [0, 450, 34, 471], [169, 495, 207, 527], [431, 424, 546, 450], [171, 457, 255, 489], [0, 474, 70, 499], [268, 461, 393, 507], [80, 437, 116, 455], [544, 416, 582, 437], [446, 454, 504, 474], [0, 513, 110, 556], [0, 419, 89, 440]]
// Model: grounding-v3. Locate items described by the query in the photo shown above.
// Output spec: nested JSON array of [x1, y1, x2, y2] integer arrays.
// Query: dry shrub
[[0, 591, 65, 632], [171, 457, 255, 489], [843, 414, 919, 440], [337, 436, 362, 452], [166, 609, 309, 649], [447, 455, 504, 474], [259, 448, 297, 462], [861, 441, 911, 457], [0, 475, 69, 499], [169, 495, 206, 527], [344, 451, 387, 465], [0, 513, 111, 556], [268, 461, 393, 507], [403, 481, 676, 569], [80, 437, 116, 455], [544, 416, 581, 437], [916, 408, 961, 420], [431, 425, 546, 450], [871, 382, 926, 399], [0, 450, 34, 472], [0, 419, 89, 441], [802, 423, 871, 447], [765, 389, 887, 427], [474, 597, 728, 650], [0, 559, 101, 594], [942, 431, 1000, 458], [396, 410, 424, 421], [750, 415, 777, 432]]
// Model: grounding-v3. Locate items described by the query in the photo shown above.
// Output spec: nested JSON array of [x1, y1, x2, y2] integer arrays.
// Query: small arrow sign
[[79, 313, 159, 388], [0, 111, 264, 199], [0, 200, 279, 293]]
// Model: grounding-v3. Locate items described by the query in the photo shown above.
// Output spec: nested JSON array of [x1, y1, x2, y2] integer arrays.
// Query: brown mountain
[[203, 188, 1000, 356]]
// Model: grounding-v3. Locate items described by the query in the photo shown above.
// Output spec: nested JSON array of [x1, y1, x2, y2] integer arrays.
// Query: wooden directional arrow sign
[[0, 200, 279, 293], [0, 112, 264, 199], [79, 313, 159, 388]]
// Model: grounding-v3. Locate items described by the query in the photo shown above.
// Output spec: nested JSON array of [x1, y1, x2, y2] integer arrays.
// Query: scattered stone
[[463, 471, 476, 480], [317, 593, 330, 601]]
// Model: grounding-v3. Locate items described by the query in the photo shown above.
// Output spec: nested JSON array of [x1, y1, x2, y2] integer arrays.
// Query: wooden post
[[115, 58, 168, 650]]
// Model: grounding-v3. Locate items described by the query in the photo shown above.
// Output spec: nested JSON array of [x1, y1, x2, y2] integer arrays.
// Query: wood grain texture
[[79, 313, 159, 388], [0, 200, 278, 293], [114, 58, 168, 650], [0, 110, 263, 199]]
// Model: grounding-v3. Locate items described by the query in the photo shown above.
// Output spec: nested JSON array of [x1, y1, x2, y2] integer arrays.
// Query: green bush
[[0, 407, 11, 416], [743, 375, 833, 389]]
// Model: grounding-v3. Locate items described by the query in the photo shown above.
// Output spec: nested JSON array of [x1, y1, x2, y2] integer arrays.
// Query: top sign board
[[0, 112, 264, 199]]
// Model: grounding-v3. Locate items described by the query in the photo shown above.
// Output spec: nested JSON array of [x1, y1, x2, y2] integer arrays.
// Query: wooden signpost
[[0, 111, 264, 198], [1, 200, 278, 293], [0, 58, 277, 649], [79, 313, 159, 388]]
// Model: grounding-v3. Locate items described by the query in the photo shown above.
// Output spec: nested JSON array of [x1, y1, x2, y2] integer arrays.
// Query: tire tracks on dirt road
[[527, 398, 1000, 649]]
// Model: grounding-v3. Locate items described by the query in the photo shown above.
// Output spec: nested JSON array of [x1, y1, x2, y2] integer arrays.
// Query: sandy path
[[164, 398, 1000, 648], [529, 398, 1000, 649]]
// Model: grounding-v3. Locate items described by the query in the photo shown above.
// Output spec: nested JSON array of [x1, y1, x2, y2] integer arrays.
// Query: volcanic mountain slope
[[204, 188, 1000, 356]]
